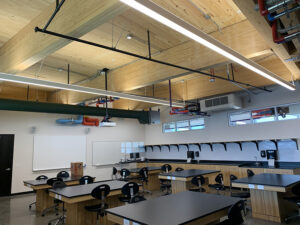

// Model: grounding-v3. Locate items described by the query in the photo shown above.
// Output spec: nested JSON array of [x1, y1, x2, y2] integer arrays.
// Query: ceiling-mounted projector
[[100, 116, 116, 127], [100, 121, 116, 127]]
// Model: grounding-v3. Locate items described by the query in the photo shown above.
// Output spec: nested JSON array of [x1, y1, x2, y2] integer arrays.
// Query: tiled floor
[[0, 191, 299, 225]]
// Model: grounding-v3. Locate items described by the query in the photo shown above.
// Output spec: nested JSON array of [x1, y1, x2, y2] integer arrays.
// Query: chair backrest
[[139, 167, 148, 179], [247, 169, 255, 177], [175, 167, 184, 172], [120, 168, 130, 178], [57, 171, 70, 178], [130, 195, 146, 204], [36, 175, 48, 180], [291, 182, 300, 196], [227, 200, 245, 225], [230, 174, 238, 189], [112, 167, 118, 175], [47, 177, 63, 186], [122, 182, 139, 197], [191, 175, 205, 187], [79, 176, 94, 185], [91, 184, 110, 200], [215, 173, 224, 184], [52, 181, 66, 189], [161, 164, 172, 173]]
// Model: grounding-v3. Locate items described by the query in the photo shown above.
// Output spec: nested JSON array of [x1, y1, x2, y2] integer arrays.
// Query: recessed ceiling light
[[58, 68, 63, 72]]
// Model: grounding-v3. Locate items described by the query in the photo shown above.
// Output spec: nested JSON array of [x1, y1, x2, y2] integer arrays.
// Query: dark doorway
[[0, 134, 14, 196]]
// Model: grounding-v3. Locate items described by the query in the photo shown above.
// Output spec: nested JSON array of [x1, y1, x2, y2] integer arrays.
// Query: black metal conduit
[[43, 0, 65, 31], [34, 27, 271, 93]]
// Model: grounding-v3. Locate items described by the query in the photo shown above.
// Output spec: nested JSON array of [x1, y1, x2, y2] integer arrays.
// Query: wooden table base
[[36, 189, 54, 213], [65, 195, 124, 225], [250, 189, 297, 222]]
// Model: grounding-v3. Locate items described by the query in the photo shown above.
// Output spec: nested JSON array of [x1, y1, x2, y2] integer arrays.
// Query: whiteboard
[[92, 141, 124, 166], [33, 136, 86, 171]]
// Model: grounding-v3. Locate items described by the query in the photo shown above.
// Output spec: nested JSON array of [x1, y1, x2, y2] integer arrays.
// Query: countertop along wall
[[145, 84, 300, 162], [0, 110, 145, 194]]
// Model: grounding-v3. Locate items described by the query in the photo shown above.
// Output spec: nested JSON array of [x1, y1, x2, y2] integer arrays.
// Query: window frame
[[162, 117, 205, 133], [228, 101, 300, 127]]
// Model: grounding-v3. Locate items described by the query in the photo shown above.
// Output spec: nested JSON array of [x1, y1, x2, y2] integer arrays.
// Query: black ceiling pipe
[[0, 98, 150, 124]]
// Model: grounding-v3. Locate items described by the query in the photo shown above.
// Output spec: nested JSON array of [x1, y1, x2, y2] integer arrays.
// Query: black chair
[[175, 167, 184, 172], [29, 175, 48, 209], [230, 175, 250, 214], [57, 171, 70, 178], [160, 164, 172, 195], [189, 175, 206, 192], [119, 168, 131, 181], [41, 177, 63, 217], [217, 200, 245, 225], [85, 184, 110, 225], [112, 167, 118, 180], [138, 167, 152, 195], [208, 173, 225, 194], [48, 181, 67, 225], [119, 182, 146, 204], [247, 169, 255, 177], [284, 182, 300, 223], [79, 176, 94, 185]]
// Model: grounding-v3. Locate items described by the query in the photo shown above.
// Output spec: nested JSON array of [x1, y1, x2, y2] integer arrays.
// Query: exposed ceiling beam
[[0, 0, 127, 74], [233, 0, 300, 78], [120, 0, 294, 90], [0, 72, 184, 107], [49, 20, 276, 104]]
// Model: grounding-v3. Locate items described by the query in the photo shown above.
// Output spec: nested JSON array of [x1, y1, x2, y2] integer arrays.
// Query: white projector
[[100, 122, 117, 127]]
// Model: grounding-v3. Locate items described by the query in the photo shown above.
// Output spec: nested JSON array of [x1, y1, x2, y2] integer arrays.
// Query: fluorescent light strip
[[0, 73, 185, 107], [120, 0, 295, 91]]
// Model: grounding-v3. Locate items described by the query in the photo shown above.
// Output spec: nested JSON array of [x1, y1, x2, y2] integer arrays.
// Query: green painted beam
[[0, 98, 150, 124]]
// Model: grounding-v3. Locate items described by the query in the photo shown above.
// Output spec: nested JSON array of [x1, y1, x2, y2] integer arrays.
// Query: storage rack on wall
[[144, 139, 299, 152]]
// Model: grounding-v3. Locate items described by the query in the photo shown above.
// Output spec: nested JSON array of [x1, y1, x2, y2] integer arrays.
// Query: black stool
[[85, 184, 110, 225], [41, 177, 63, 217], [119, 182, 146, 204], [208, 173, 225, 194], [57, 171, 70, 178], [119, 168, 131, 181], [160, 164, 172, 195], [138, 167, 152, 195], [247, 169, 255, 177], [230, 175, 250, 214], [284, 182, 300, 223], [79, 175, 94, 185], [216, 200, 246, 225], [189, 175, 206, 192], [112, 167, 118, 180], [48, 181, 67, 225]]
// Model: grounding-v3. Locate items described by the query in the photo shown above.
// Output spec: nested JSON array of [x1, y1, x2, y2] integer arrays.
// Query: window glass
[[176, 120, 190, 132], [229, 112, 251, 126], [163, 122, 176, 133], [190, 118, 205, 130], [277, 103, 300, 120], [252, 108, 275, 124]]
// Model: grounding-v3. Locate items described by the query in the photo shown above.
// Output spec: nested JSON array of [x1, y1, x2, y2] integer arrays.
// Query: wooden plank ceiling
[[0, 0, 299, 110]]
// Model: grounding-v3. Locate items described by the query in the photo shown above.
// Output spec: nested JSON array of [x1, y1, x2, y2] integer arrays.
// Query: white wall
[[0, 111, 145, 194], [145, 84, 300, 162]]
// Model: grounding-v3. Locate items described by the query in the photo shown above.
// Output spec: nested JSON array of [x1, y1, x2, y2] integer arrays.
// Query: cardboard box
[[71, 162, 83, 178]]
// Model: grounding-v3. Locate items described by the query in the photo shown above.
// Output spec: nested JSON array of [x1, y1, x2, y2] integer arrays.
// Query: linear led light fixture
[[0, 72, 185, 107], [120, 0, 296, 91]]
